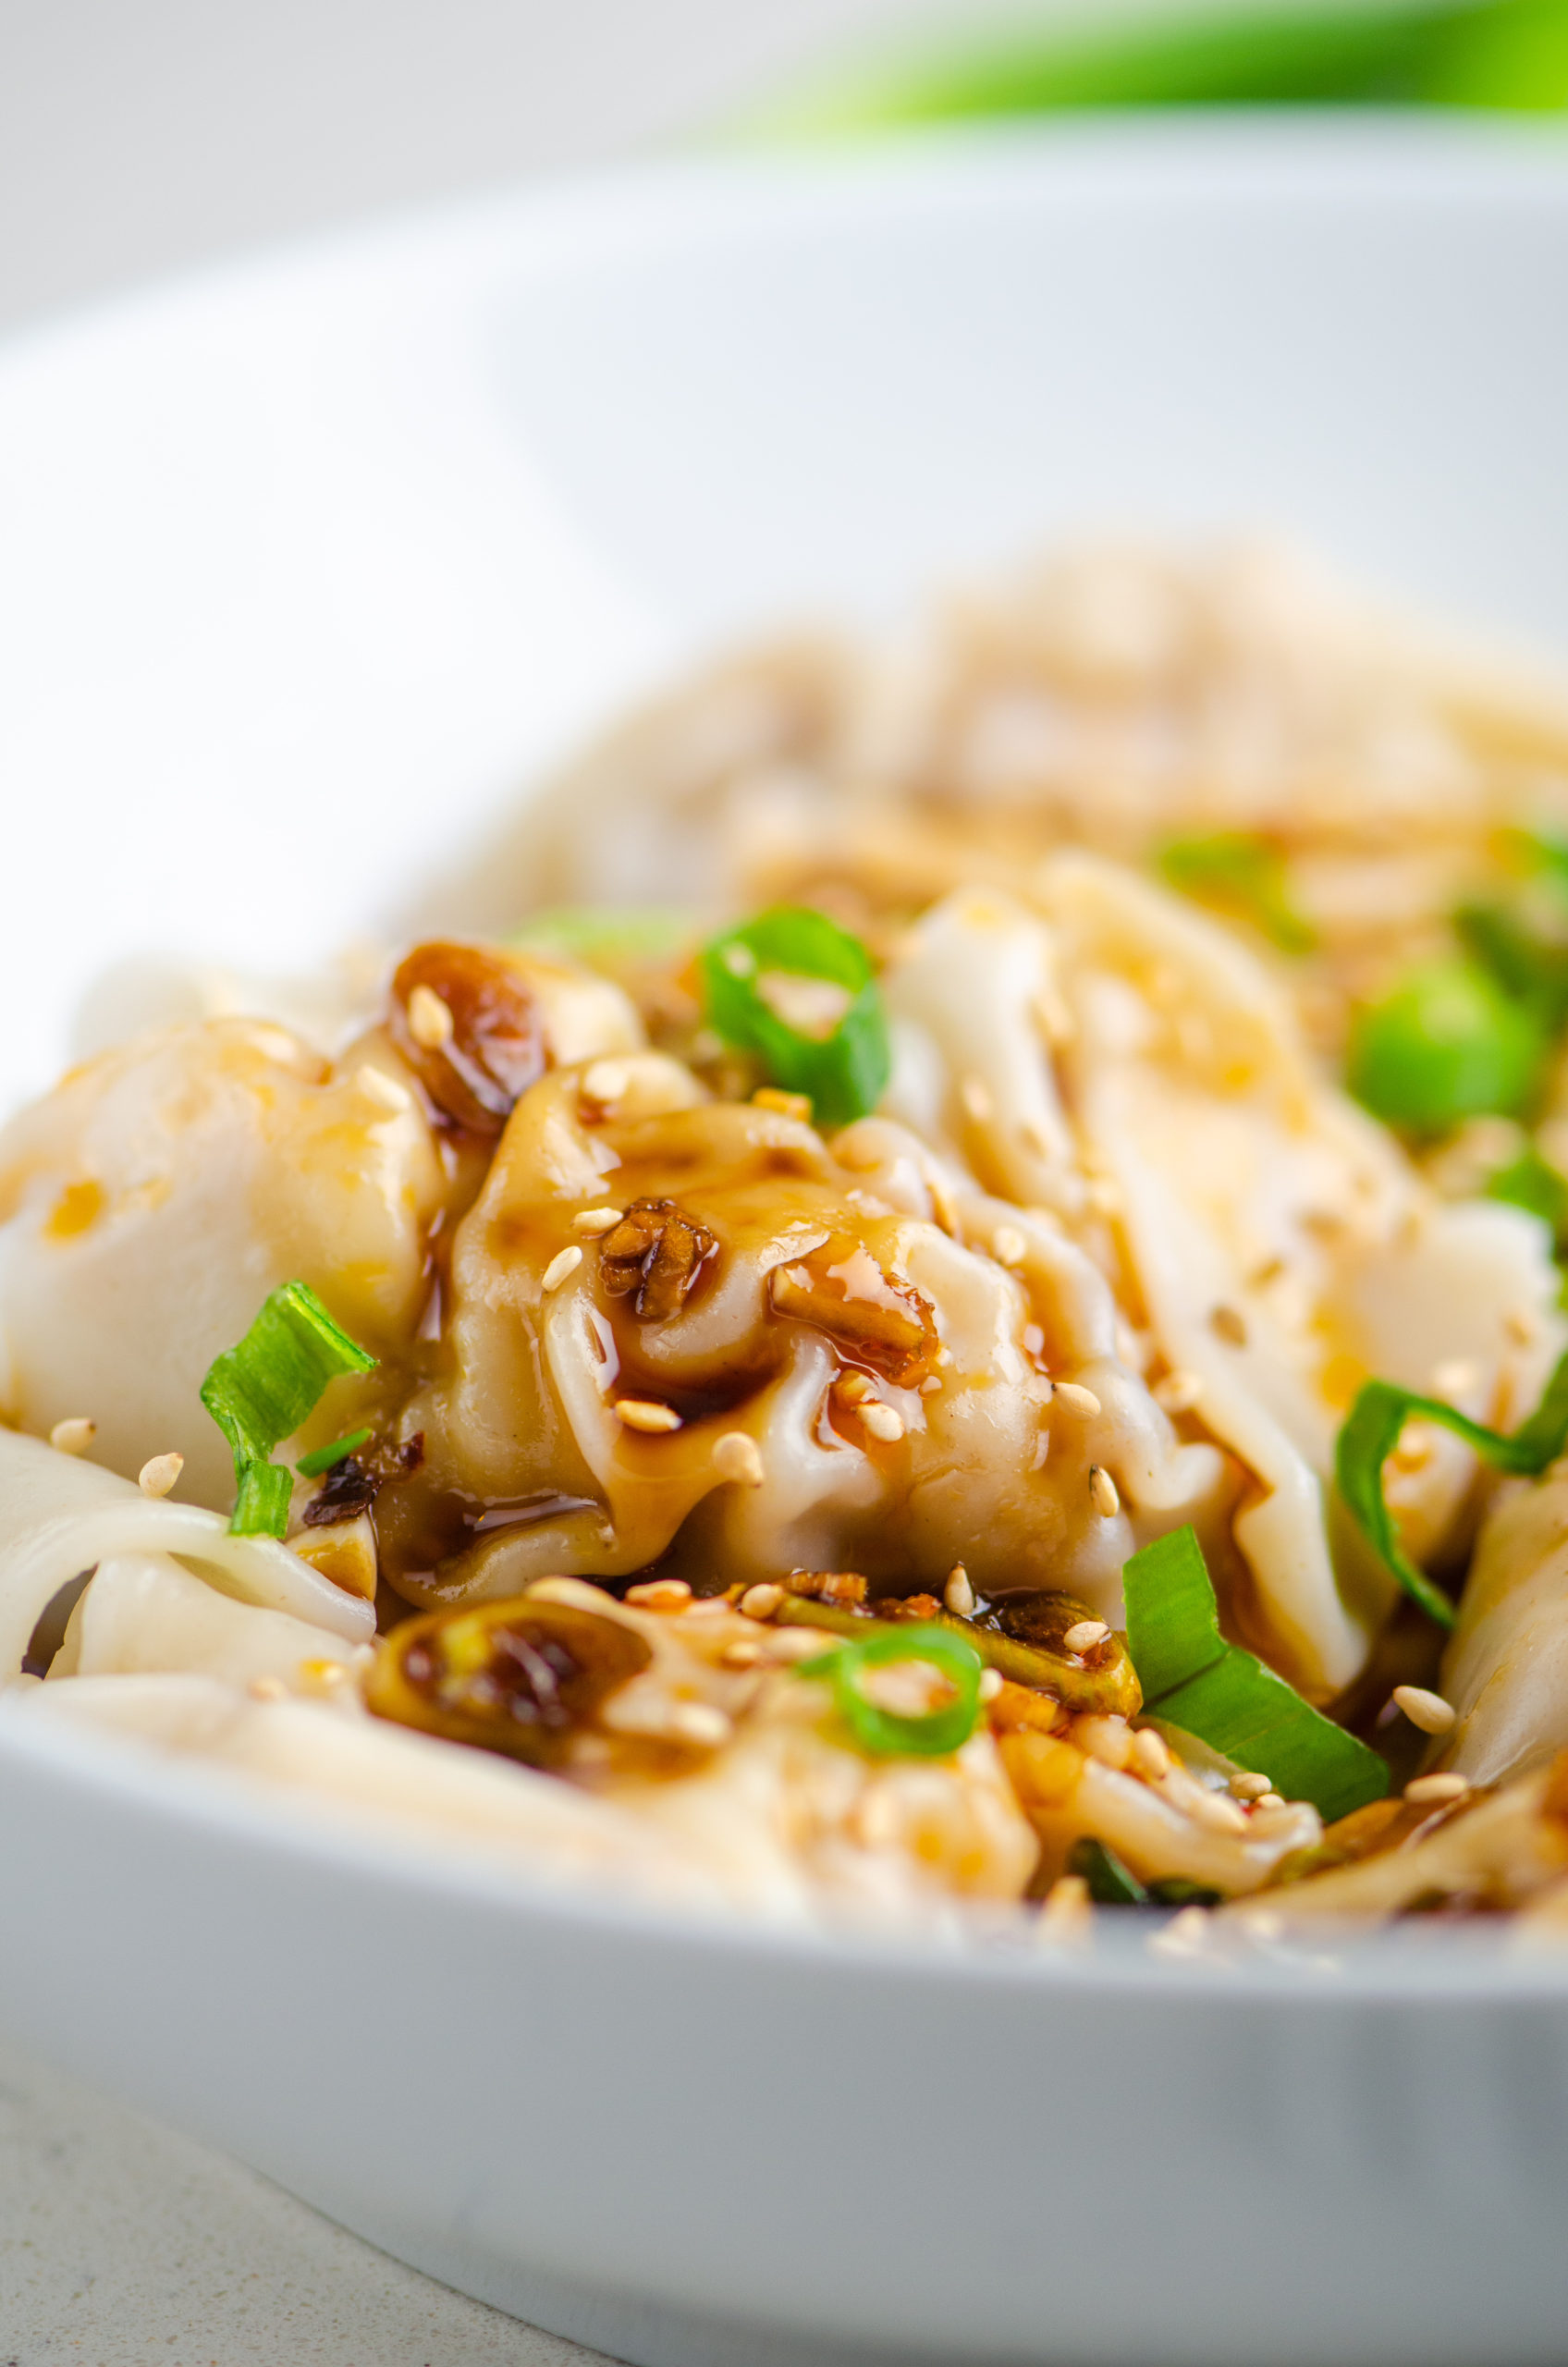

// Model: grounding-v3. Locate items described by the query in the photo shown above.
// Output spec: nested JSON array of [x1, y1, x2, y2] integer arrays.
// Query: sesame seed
[[614, 1399, 682, 1434], [752, 1087, 814, 1122], [407, 984, 454, 1049], [1209, 1304, 1248, 1348], [1153, 1369, 1203, 1416], [960, 1076, 994, 1124], [1131, 1726, 1170, 1779], [48, 1417, 95, 1455], [1076, 1715, 1133, 1770], [138, 1451, 183, 1499], [992, 1226, 1027, 1269], [766, 1626, 832, 1662], [1254, 1792, 1285, 1812], [1150, 1905, 1209, 1957], [1088, 1465, 1120, 1518], [1053, 1381, 1101, 1418], [944, 1564, 976, 1616], [625, 1578, 692, 1611], [248, 1676, 287, 1702], [740, 1583, 785, 1621], [573, 1206, 623, 1235], [542, 1245, 583, 1293], [1230, 1771, 1272, 1800], [297, 1657, 349, 1693], [721, 1639, 764, 1669], [1429, 1359, 1478, 1399], [1065, 1618, 1110, 1656], [1404, 1772, 1469, 1806], [1391, 1684, 1457, 1736], [977, 1668, 1004, 1703], [668, 1702, 732, 1748], [858, 1402, 905, 1444], [713, 1431, 765, 1488], [356, 1063, 411, 1112], [582, 1059, 631, 1108], [1038, 1873, 1092, 1934], [721, 944, 755, 979]]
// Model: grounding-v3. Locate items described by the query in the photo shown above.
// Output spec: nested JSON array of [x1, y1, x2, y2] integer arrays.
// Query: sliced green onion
[[700, 906, 890, 1131], [1336, 1347, 1568, 1628], [201, 1282, 377, 1538], [1145, 1876, 1224, 1908], [798, 1624, 983, 1758], [1344, 957, 1547, 1133], [296, 1428, 374, 1478], [1454, 899, 1568, 1026], [1486, 1146, 1568, 1244], [1158, 832, 1315, 954], [1121, 1527, 1388, 1821], [508, 906, 701, 965], [1067, 1835, 1146, 1906]]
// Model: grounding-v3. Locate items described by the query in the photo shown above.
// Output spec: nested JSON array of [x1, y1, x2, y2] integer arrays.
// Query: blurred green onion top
[[766, 0, 1568, 134]]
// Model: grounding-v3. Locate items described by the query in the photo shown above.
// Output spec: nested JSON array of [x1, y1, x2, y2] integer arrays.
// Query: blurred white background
[[0, 0, 954, 329]]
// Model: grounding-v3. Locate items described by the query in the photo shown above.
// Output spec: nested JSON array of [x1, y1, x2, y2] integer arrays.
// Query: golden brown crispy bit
[[782, 1569, 868, 1607], [986, 1678, 1066, 1737], [389, 941, 546, 1135], [767, 1232, 938, 1384], [599, 1196, 718, 1320]]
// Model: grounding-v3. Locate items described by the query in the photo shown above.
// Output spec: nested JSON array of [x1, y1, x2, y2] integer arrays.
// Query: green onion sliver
[[1336, 1347, 1568, 1630], [200, 1282, 377, 1538], [508, 905, 701, 965], [1158, 831, 1315, 954], [1121, 1527, 1388, 1821], [700, 905, 890, 1131], [1486, 1146, 1568, 1245], [798, 1623, 983, 1758], [1344, 957, 1547, 1133], [296, 1428, 374, 1478]]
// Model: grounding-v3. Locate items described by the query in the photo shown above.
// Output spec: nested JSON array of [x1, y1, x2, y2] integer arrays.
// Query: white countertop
[[0, 2033, 611, 2364]]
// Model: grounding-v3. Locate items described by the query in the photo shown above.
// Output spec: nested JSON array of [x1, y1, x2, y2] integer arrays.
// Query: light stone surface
[[0, 2034, 616, 2364]]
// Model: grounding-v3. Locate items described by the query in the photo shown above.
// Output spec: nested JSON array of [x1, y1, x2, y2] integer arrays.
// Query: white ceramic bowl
[[3, 123, 1568, 2366]]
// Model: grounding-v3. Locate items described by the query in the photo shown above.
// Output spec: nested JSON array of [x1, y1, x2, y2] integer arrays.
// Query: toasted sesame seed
[[668, 1702, 732, 1748], [977, 1668, 1004, 1703], [960, 1075, 994, 1124], [573, 1206, 623, 1235], [1230, 1771, 1272, 1800], [1131, 1726, 1171, 1779], [582, 1059, 631, 1108], [752, 1087, 814, 1122], [1392, 1685, 1457, 1736], [356, 1063, 411, 1112], [407, 983, 454, 1049], [1429, 1358, 1478, 1399], [1088, 1465, 1120, 1518], [1254, 1792, 1286, 1812], [721, 1639, 764, 1669], [138, 1451, 183, 1499], [1038, 1873, 1092, 1934], [297, 1657, 349, 1693], [992, 1226, 1027, 1269], [614, 1399, 682, 1434], [1053, 1381, 1102, 1418], [248, 1676, 287, 1702], [1405, 1772, 1469, 1806], [1209, 1304, 1248, 1348], [1150, 1905, 1209, 1957], [684, 1597, 730, 1619], [542, 1245, 583, 1293], [625, 1578, 692, 1611], [713, 1431, 765, 1488], [858, 1402, 906, 1444], [48, 1416, 95, 1455], [765, 1626, 832, 1662], [1076, 1715, 1133, 1770], [1065, 1618, 1111, 1656], [740, 1583, 785, 1621], [944, 1564, 976, 1616], [1153, 1369, 1204, 1415]]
